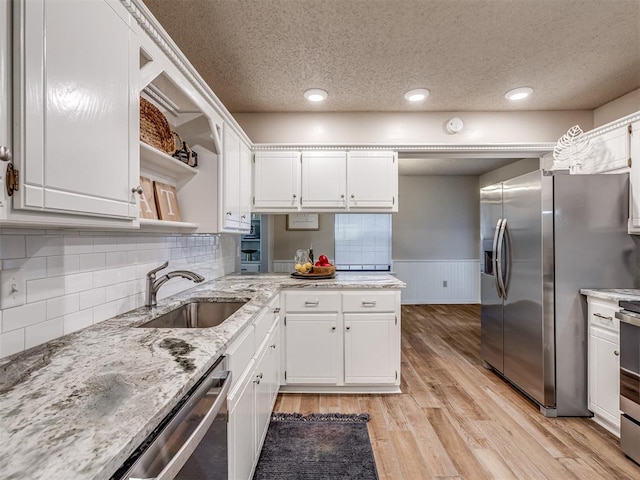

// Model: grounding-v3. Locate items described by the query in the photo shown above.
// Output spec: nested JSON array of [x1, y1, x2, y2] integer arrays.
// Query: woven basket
[[311, 265, 336, 275], [140, 97, 174, 154]]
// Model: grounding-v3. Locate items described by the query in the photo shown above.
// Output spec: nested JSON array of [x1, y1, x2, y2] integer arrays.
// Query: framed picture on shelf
[[153, 181, 181, 222], [286, 213, 319, 231], [138, 177, 158, 220]]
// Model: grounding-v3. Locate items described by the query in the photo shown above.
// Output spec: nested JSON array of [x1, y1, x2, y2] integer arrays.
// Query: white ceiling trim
[[252, 143, 554, 153]]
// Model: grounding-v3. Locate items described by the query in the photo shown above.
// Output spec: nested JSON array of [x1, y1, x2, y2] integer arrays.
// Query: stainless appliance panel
[[554, 173, 634, 415], [480, 183, 504, 372], [502, 170, 546, 406]]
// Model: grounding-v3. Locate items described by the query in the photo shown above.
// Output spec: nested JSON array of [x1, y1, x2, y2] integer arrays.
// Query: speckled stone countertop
[[0, 272, 404, 480], [580, 288, 640, 302]]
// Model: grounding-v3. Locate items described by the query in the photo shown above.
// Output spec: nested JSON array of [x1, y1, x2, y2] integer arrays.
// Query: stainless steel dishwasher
[[115, 357, 231, 480]]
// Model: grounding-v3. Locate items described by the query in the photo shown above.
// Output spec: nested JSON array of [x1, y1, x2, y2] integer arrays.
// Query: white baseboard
[[393, 259, 480, 304]]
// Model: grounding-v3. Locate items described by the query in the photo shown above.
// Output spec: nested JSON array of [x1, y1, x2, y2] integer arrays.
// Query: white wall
[[0, 231, 238, 359], [479, 158, 541, 188], [593, 89, 640, 128], [271, 214, 335, 262], [235, 111, 593, 144]]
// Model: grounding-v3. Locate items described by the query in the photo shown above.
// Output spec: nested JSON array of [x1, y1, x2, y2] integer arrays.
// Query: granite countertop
[[580, 288, 640, 302], [0, 272, 404, 480]]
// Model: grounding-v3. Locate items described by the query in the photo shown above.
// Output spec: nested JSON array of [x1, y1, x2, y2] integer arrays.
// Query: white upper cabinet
[[253, 151, 301, 210], [301, 151, 347, 209], [253, 149, 398, 213], [12, 0, 138, 223], [220, 124, 251, 233], [347, 151, 398, 211], [628, 122, 640, 234]]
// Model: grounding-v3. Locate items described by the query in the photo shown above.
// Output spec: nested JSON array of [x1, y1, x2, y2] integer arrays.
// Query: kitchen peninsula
[[0, 272, 404, 480]]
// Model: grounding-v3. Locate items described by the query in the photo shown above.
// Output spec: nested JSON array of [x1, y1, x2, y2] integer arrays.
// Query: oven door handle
[[126, 368, 231, 480]]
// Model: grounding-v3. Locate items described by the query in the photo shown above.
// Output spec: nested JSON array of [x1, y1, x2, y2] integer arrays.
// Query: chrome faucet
[[145, 261, 205, 307]]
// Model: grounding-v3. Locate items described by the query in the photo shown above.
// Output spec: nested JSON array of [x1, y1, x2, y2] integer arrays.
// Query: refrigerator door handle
[[492, 219, 503, 298], [496, 218, 507, 299], [502, 219, 511, 297]]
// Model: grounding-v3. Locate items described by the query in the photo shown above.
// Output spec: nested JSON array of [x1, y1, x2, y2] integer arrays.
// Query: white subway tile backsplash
[[64, 272, 94, 294], [27, 277, 65, 303], [79, 253, 106, 272], [0, 329, 25, 358], [93, 300, 118, 324], [25, 317, 64, 349], [26, 236, 63, 257], [63, 236, 94, 255], [47, 294, 80, 320], [0, 232, 238, 359], [0, 235, 26, 259], [79, 287, 106, 310], [63, 309, 94, 335], [47, 255, 80, 277], [3, 256, 48, 280], [3, 301, 47, 331]]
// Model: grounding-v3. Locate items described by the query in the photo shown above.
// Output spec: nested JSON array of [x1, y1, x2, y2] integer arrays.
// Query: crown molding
[[252, 143, 555, 153]]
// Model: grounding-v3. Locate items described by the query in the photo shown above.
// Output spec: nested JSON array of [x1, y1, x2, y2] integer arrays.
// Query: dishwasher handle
[[125, 367, 231, 480]]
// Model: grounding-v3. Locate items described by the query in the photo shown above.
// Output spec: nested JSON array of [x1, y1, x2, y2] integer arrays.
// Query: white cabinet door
[[239, 142, 253, 231], [301, 151, 347, 209], [14, 0, 137, 219], [589, 330, 620, 430], [253, 339, 272, 455], [266, 322, 281, 406], [228, 368, 256, 480], [222, 126, 241, 229], [344, 313, 398, 384], [628, 122, 640, 234], [285, 313, 341, 384], [253, 151, 300, 210], [347, 151, 397, 211]]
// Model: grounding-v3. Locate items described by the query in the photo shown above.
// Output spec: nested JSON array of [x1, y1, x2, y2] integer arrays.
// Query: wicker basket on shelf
[[312, 265, 336, 275], [140, 97, 174, 154]]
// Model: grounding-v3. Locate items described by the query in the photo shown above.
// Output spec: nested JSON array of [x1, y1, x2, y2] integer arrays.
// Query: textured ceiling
[[144, 0, 640, 113]]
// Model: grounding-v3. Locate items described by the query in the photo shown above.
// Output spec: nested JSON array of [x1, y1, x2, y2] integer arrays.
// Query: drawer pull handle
[[273, 307, 281, 313], [594, 313, 613, 321], [270, 343, 276, 349], [362, 301, 377, 307], [614, 350, 620, 356], [304, 301, 319, 307]]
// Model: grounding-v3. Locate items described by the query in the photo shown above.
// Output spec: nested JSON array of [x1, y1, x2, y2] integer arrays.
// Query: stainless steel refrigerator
[[481, 170, 637, 416]]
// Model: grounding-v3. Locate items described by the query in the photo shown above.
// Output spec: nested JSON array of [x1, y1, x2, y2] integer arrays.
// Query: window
[[334, 214, 392, 271]]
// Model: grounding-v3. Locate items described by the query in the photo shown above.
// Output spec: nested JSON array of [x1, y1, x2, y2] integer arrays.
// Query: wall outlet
[[442, 280, 448, 288], [1, 269, 26, 309]]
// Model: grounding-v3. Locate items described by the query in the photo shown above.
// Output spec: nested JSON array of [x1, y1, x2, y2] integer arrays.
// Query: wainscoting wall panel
[[393, 259, 480, 304]]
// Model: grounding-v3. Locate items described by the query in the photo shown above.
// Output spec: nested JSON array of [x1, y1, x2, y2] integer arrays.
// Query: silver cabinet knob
[[340, 194, 345, 198], [331, 326, 336, 331], [614, 350, 620, 356], [293, 194, 297, 199], [350, 194, 355, 199], [346, 325, 351, 331], [132, 186, 143, 195], [0, 146, 12, 162], [270, 343, 276, 349], [257, 372, 263, 379], [226, 211, 232, 216], [241, 215, 246, 219]]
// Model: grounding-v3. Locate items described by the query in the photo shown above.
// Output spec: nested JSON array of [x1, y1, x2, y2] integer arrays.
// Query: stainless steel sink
[[136, 301, 247, 328]]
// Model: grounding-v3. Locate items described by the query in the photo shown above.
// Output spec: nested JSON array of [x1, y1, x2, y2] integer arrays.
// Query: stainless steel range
[[616, 303, 640, 464]]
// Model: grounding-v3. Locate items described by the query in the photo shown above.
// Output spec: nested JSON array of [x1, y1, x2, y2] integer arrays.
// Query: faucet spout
[[145, 261, 205, 308]]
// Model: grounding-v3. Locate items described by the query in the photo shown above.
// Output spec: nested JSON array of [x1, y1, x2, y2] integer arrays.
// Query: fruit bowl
[[312, 265, 336, 275]]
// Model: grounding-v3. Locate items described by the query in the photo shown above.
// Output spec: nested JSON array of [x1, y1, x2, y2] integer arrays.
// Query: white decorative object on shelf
[[553, 125, 592, 172]]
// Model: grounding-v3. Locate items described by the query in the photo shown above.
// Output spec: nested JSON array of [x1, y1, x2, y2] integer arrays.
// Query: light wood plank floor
[[273, 304, 640, 480]]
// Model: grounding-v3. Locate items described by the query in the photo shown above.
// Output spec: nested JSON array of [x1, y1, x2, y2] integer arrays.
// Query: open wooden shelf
[[140, 218, 199, 230], [140, 142, 199, 181]]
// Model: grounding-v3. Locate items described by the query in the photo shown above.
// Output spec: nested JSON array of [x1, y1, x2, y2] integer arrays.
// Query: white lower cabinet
[[344, 313, 398, 384], [285, 313, 341, 384], [228, 297, 280, 480], [282, 289, 401, 391], [587, 296, 621, 436]]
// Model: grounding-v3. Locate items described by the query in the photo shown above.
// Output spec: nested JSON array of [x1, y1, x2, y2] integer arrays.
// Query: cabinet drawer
[[588, 298, 620, 334], [254, 308, 277, 350], [342, 291, 396, 313], [285, 291, 340, 312], [226, 325, 255, 390]]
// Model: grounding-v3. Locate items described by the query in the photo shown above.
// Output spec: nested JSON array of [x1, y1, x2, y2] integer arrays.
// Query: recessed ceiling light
[[404, 88, 430, 102], [304, 88, 328, 102], [505, 86, 533, 101]]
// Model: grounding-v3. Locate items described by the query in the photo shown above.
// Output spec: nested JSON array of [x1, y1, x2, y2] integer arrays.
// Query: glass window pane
[[334, 214, 391, 271]]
